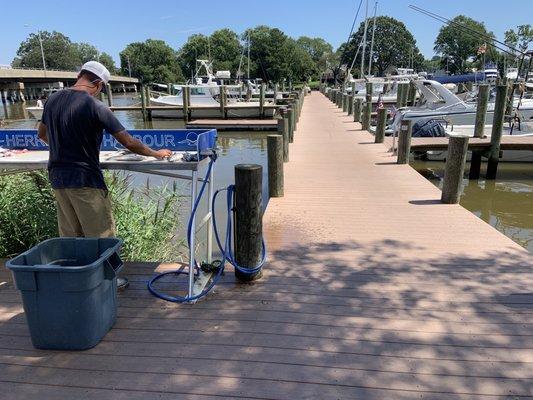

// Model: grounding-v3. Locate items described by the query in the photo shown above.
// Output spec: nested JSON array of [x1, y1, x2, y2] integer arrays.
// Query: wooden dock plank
[[0, 92, 532, 399], [186, 119, 278, 131]]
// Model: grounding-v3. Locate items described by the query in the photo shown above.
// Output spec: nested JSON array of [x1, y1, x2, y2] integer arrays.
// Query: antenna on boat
[[247, 33, 251, 81]]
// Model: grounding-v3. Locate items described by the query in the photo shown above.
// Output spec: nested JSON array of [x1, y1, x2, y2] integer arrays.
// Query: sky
[[1, 0, 532, 66]]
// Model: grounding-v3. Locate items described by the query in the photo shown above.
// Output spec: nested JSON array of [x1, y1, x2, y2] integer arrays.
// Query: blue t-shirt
[[42, 89, 125, 190]]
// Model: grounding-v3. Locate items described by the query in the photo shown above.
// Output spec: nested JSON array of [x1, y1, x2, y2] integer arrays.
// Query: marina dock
[[1, 92, 532, 399], [186, 119, 278, 131]]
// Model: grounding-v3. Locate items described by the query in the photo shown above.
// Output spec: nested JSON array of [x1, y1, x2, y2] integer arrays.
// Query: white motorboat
[[26, 106, 43, 120], [388, 80, 533, 136]]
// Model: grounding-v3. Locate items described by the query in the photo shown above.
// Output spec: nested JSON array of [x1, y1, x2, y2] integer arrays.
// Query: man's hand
[[153, 149, 172, 160], [37, 122, 48, 144], [113, 130, 172, 159]]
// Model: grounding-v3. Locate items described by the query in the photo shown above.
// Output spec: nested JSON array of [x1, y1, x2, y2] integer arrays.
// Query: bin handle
[[103, 252, 124, 279]]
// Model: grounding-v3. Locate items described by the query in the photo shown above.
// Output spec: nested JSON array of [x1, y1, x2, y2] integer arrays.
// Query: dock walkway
[[1, 91, 532, 399]]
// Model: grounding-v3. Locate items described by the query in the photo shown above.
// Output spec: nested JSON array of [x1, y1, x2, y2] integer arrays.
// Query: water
[[2, 95, 532, 252], [412, 160, 533, 252]]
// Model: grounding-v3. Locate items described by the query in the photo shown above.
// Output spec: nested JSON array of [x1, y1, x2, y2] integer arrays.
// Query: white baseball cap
[[81, 61, 111, 84]]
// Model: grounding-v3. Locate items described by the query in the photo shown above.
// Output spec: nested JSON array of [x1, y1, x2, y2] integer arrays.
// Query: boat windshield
[[191, 87, 209, 96]]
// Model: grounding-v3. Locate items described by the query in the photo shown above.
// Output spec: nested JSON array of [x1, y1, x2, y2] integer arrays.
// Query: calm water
[[2, 94, 532, 252]]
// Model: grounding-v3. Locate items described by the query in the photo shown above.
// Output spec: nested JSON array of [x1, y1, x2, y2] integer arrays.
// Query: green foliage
[[296, 36, 335, 77], [0, 171, 183, 262], [209, 29, 242, 74], [12, 31, 81, 70], [434, 15, 496, 74], [178, 34, 210, 78], [504, 24, 533, 54], [75, 42, 117, 73], [340, 16, 424, 76], [0, 171, 58, 258], [120, 39, 184, 83]]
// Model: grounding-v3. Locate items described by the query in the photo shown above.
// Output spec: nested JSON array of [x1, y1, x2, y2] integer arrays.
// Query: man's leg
[[65, 188, 128, 289], [53, 189, 84, 237]]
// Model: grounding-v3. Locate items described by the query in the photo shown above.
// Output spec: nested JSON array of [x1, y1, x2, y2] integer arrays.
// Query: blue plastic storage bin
[[6, 237, 123, 350]]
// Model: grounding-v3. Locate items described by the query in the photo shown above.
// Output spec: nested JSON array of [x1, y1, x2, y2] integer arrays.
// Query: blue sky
[[2, 0, 532, 66]]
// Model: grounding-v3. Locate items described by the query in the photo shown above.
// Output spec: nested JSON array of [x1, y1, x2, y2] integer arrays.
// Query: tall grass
[[0, 170, 184, 261]]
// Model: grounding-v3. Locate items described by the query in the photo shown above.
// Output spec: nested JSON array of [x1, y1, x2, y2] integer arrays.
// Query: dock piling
[[486, 84, 508, 179], [234, 164, 263, 282], [140, 85, 147, 121], [278, 109, 289, 162], [260, 83, 265, 118], [375, 107, 387, 143], [267, 135, 284, 198], [361, 98, 372, 130], [353, 98, 362, 122], [469, 84, 490, 180], [441, 135, 469, 204], [288, 106, 295, 143], [347, 94, 353, 115], [183, 86, 190, 122], [106, 84, 113, 107], [397, 120, 412, 164]]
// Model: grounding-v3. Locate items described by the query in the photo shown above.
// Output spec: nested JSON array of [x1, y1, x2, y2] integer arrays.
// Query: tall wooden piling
[[140, 85, 147, 121], [361, 98, 372, 131], [353, 98, 362, 122], [469, 84, 490, 180], [259, 83, 265, 118], [219, 85, 226, 119], [106, 84, 113, 107], [145, 86, 152, 121], [234, 164, 263, 282], [441, 135, 469, 204], [183, 86, 191, 122], [407, 81, 417, 106], [273, 83, 278, 105], [288, 106, 295, 143], [375, 107, 387, 143], [396, 83, 404, 108], [342, 93, 348, 113], [278, 109, 289, 162], [267, 135, 284, 198], [486, 84, 508, 179], [347, 95, 354, 115], [397, 120, 412, 164], [167, 82, 172, 94]]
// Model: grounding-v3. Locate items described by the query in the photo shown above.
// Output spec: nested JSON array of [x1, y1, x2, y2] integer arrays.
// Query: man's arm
[[37, 122, 48, 144], [113, 130, 172, 160]]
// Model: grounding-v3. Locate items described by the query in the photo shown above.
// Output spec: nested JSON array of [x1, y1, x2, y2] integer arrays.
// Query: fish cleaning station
[[0, 128, 265, 305]]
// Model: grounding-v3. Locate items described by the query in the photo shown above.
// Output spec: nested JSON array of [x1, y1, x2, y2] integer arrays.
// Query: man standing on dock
[[37, 61, 172, 289]]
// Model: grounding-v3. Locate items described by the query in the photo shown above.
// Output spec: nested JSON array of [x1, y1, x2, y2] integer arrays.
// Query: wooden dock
[[1, 91, 532, 399], [384, 134, 533, 151], [186, 119, 278, 131]]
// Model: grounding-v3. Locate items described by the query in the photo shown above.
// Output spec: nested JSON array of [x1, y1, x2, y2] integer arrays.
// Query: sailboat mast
[[247, 33, 251, 80], [368, 1, 378, 76], [360, 0, 369, 78]]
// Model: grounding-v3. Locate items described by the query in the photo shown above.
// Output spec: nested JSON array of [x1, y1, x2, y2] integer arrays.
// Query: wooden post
[[140, 84, 147, 121], [267, 135, 284, 198], [288, 106, 295, 143], [259, 83, 265, 118], [273, 83, 278, 105], [407, 81, 417, 106], [396, 83, 404, 108], [375, 107, 387, 143], [441, 135, 469, 204], [486, 84, 508, 179], [401, 83, 409, 107], [397, 120, 412, 164], [167, 82, 172, 95], [183, 86, 190, 122], [351, 81, 356, 97], [469, 84, 490, 180], [342, 93, 348, 113], [353, 98, 362, 122], [361, 98, 372, 130], [347, 94, 353, 115], [145, 86, 152, 121], [366, 82, 373, 100], [219, 85, 226, 119], [278, 109, 289, 162], [234, 164, 263, 282], [106, 84, 113, 107]]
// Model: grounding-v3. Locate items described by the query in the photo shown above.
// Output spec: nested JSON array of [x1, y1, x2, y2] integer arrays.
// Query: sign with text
[[0, 129, 217, 154]]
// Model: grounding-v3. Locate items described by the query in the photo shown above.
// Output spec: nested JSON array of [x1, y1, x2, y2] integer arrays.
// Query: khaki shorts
[[53, 188, 116, 238]]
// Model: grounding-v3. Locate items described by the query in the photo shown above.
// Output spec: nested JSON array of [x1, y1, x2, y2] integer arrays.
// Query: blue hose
[[148, 158, 266, 303]]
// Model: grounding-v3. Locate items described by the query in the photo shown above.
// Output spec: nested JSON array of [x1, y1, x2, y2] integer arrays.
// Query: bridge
[[0, 68, 139, 102]]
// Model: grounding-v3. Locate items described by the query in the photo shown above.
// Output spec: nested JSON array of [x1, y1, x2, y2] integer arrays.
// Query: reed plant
[[0, 171, 184, 261]]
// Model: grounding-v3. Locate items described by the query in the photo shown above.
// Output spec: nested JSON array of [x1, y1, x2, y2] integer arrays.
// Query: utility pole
[[25, 24, 46, 72], [360, 0, 369, 79]]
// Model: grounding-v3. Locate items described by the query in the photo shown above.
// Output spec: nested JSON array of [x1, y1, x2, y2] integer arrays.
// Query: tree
[[120, 39, 184, 83], [339, 16, 424, 77], [296, 36, 334, 78], [209, 29, 242, 74], [504, 24, 533, 54], [177, 34, 210, 79], [434, 15, 496, 74], [74, 42, 117, 73], [12, 31, 80, 70]]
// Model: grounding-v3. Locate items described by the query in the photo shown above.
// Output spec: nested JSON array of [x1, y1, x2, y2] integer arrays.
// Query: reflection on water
[[412, 160, 533, 252]]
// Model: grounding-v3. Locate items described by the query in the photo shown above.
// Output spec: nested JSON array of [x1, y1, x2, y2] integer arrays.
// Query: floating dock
[[1, 92, 532, 399], [186, 119, 278, 131]]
